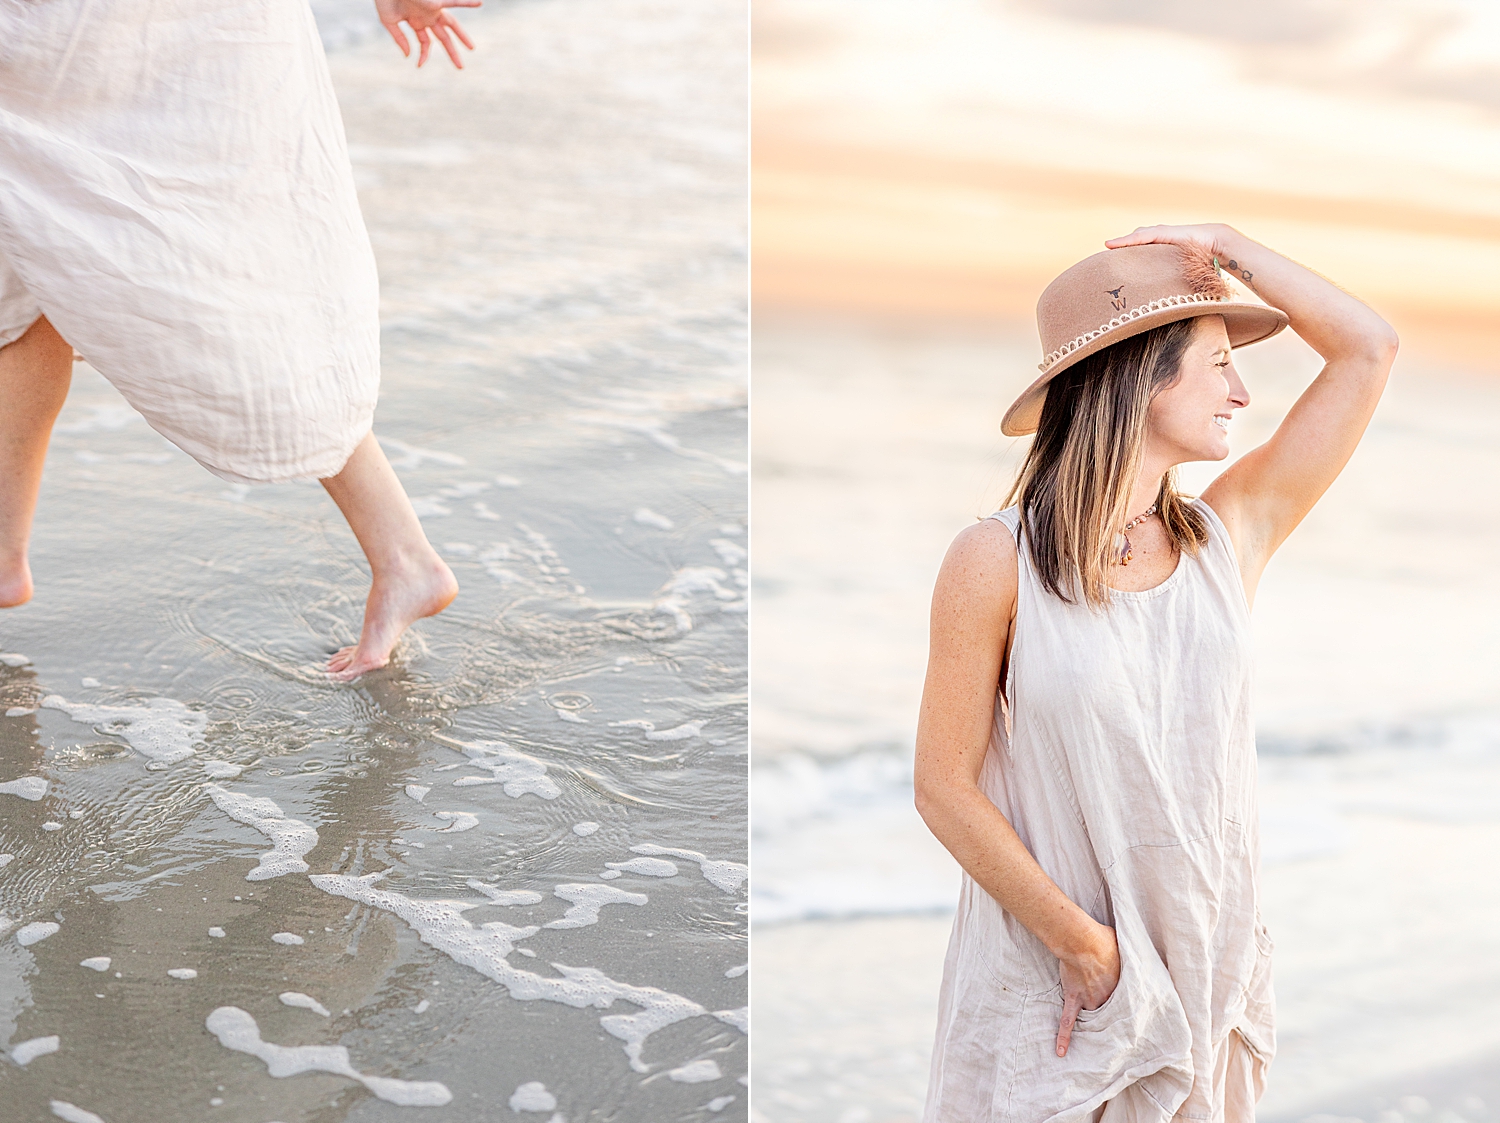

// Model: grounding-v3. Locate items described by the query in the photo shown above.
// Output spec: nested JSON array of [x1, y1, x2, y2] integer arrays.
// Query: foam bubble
[[572, 822, 599, 836], [308, 873, 721, 1070], [0, 855, 12, 869], [652, 566, 739, 633], [202, 762, 243, 780], [42, 821, 62, 831], [204, 785, 318, 881], [80, 957, 111, 972], [12, 1035, 60, 1065], [634, 508, 674, 530], [272, 932, 304, 946], [450, 742, 560, 799], [605, 857, 677, 878], [724, 964, 747, 978], [0, 777, 47, 801], [4, 707, 34, 717], [630, 845, 747, 893], [414, 999, 431, 1014], [205, 1006, 452, 1105], [167, 968, 197, 980], [646, 721, 706, 742], [466, 880, 543, 906], [713, 1007, 748, 1033], [0, 653, 30, 667], [510, 1081, 557, 1112], [17, 921, 60, 947], [707, 1095, 735, 1111], [280, 991, 331, 1017], [431, 811, 478, 832], [544, 884, 647, 930], [668, 1058, 721, 1083], [208, 927, 226, 938], [709, 539, 747, 566], [556, 710, 589, 724], [42, 695, 206, 764], [404, 785, 430, 803], [49, 1102, 106, 1123], [600, 870, 622, 880]]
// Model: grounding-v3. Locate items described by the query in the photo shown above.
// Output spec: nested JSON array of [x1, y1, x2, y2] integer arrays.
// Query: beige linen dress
[[0, 0, 379, 483], [924, 502, 1275, 1123]]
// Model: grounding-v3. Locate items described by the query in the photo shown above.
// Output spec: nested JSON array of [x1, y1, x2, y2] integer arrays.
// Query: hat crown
[[1036, 244, 1229, 372]]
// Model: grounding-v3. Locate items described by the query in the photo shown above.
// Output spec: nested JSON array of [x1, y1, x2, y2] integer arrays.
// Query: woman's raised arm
[[1105, 224, 1398, 597], [913, 519, 1119, 1058]]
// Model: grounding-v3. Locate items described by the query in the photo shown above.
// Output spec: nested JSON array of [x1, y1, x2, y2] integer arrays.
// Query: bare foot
[[0, 554, 33, 608], [327, 550, 458, 681]]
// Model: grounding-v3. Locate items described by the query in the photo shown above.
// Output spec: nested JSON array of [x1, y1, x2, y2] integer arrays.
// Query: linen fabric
[[0, 0, 380, 483], [923, 501, 1274, 1123]]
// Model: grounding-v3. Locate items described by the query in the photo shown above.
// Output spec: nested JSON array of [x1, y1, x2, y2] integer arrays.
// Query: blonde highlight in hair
[[1005, 317, 1210, 608]]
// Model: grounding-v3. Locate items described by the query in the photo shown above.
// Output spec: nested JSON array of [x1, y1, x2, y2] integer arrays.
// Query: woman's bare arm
[[1106, 224, 1398, 599], [913, 519, 1118, 1058]]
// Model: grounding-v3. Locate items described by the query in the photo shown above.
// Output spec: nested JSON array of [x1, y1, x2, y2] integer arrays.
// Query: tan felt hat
[[1001, 242, 1289, 436]]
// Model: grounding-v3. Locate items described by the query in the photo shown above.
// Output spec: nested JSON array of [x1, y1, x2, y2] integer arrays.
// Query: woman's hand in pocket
[[1055, 922, 1121, 1058]]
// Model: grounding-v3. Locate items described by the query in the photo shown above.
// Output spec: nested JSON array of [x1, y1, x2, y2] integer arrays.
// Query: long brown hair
[[1004, 317, 1209, 608]]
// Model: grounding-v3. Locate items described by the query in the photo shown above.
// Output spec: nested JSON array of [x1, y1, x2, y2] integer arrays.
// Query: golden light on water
[[755, 0, 1500, 367]]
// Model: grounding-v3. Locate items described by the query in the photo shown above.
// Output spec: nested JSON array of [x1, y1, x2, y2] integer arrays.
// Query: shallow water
[[1, 2, 746, 1120], [750, 317, 1500, 1120]]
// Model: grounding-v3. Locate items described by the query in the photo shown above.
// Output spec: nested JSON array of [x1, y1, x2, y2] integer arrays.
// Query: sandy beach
[[0, 1, 746, 1120]]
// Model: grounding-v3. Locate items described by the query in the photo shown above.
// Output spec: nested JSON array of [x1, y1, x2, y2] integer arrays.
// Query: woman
[[0, 0, 477, 680], [914, 225, 1397, 1120]]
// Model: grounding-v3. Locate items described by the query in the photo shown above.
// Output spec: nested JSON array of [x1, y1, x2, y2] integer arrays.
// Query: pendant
[[1115, 533, 1132, 566]]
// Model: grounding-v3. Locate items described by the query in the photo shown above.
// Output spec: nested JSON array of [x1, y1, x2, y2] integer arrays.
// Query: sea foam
[[42, 696, 205, 764], [205, 1006, 451, 1105], [308, 872, 726, 1070], [203, 785, 318, 881]]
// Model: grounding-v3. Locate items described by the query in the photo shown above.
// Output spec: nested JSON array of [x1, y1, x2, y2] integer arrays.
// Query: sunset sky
[[755, 0, 1500, 366]]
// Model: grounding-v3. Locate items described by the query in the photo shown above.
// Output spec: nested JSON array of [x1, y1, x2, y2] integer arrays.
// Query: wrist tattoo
[[1226, 259, 1255, 288]]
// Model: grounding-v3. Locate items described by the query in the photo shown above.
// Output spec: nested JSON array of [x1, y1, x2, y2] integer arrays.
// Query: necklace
[[1115, 503, 1158, 566]]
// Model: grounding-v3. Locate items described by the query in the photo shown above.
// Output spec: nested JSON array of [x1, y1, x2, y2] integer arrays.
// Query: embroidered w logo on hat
[[1000, 243, 1289, 436]]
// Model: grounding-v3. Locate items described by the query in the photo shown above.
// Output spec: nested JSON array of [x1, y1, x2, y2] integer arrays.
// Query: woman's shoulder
[[935, 512, 1020, 609]]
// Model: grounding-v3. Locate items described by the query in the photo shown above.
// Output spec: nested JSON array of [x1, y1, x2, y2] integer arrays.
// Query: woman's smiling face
[[1146, 315, 1249, 466]]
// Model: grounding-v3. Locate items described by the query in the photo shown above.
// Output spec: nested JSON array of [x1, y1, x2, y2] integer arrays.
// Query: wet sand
[[0, 1, 746, 1120]]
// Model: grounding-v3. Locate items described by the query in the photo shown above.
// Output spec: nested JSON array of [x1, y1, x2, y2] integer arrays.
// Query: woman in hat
[[0, 0, 476, 680], [914, 224, 1397, 1119]]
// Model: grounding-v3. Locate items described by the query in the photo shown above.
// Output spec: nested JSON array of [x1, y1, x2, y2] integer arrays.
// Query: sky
[[754, 0, 1500, 365]]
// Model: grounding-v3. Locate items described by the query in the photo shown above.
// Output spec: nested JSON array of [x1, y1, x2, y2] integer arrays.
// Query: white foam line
[[450, 741, 560, 800], [466, 880, 543, 906], [667, 1058, 721, 1083], [204, 785, 318, 881], [17, 921, 60, 947], [309, 873, 727, 1070], [42, 696, 205, 764], [50, 1102, 106, 1123], [429, 811, 477, 833], [12, 1035, 60, 1065], [545, 884, 647, 930], [205, 1007, 451, 1105], [280, 991, 331, 1017], [630, 845, 747, 894], [0, 777, 47, 801]]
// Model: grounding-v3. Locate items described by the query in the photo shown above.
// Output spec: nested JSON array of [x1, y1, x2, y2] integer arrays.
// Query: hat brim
[[1000, 302, 1290, 437]]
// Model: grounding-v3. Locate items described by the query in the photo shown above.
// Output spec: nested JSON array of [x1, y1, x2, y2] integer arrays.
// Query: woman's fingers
[[441, 12, 476, 51], [1055, 994, 1081, 1058], [432, 21, 463, 68], [414, 24, 432, 67], [381, 18, 412, 58]]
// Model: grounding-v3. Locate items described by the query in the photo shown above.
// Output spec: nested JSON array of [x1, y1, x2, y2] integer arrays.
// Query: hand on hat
[[1105, 224, 1230, 257]]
